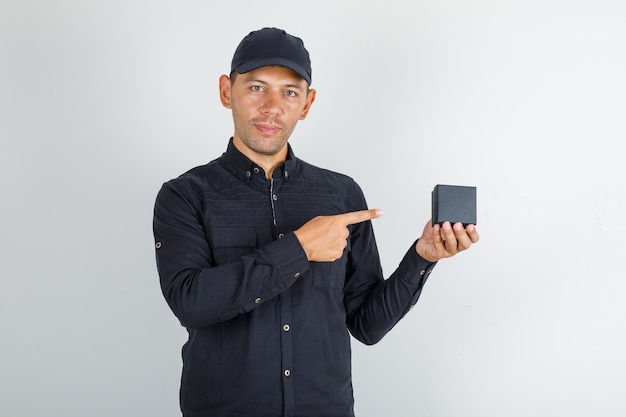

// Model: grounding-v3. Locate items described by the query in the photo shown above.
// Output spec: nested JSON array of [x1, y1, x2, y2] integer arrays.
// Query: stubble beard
[[239, 130, 289, 156], [233, 113, 294, 157]]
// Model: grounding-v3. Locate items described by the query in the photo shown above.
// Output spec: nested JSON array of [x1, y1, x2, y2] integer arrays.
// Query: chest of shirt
[[200, 176, 349, 265]]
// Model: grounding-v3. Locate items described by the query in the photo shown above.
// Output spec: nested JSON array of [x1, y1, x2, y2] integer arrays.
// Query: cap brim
[[233, 58, 311, 85]]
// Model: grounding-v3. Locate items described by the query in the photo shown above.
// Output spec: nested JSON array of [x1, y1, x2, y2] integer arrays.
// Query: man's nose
[[261, 91, 281, 115]]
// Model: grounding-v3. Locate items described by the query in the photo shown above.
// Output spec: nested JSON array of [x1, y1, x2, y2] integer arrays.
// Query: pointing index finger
[[336, 209, 384, 226]]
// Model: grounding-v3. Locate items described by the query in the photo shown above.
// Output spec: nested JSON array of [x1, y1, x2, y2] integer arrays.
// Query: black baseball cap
[[230, 27, 312, 85]]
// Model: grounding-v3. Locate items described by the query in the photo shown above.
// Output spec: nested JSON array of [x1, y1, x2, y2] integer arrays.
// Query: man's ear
[[299, 88, 316, 120], [219, 74, 232, 109]]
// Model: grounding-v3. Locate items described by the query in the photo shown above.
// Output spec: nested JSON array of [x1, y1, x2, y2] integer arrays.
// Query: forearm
[[157, 232, 309, 329], [346, 242, 436, 345]]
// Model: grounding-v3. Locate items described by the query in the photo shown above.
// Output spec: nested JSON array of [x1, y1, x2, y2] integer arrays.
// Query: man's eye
[[285, 90, 296, 97], [251, 85, 263, 92]]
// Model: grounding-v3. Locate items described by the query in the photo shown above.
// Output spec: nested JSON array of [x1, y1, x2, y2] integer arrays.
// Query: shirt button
[[284, 171, 289, 178], [284, 369, 291, 377], [272, 194, 278, 201], [155, 242, 162, 249], [254, 297, 261, 304], [283, 324, 290, 332], [245, 171, 251, 177], [278, 233, 285, 239], [419, 269, 426, 276], [253, 167, 260, 174], [294, 272, 301, 278]]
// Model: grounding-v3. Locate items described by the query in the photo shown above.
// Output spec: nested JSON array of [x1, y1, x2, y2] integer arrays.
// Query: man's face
[[220, 66, 315, 160]]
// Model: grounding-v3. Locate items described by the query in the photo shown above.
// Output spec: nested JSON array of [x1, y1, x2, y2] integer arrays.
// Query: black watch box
[[431, 184, 477, 227]]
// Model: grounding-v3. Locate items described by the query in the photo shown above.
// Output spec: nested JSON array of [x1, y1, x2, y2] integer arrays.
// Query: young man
[[153, 27, 479, 417]]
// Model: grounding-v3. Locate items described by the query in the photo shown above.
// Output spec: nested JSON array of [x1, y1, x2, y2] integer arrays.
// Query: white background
[[2, 1, 625, 416]]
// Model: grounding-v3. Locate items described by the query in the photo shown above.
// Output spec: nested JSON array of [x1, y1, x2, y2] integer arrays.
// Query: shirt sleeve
[[153, 180, 310, 329], [342, 182, 437, 345]]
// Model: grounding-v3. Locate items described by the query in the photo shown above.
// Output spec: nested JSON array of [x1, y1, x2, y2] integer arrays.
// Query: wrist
[[415, 240, 438, 263]]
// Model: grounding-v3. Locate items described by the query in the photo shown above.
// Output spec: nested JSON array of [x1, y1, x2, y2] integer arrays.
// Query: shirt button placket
[[271, 175, 294, 415], [279, 286, 295, 413]]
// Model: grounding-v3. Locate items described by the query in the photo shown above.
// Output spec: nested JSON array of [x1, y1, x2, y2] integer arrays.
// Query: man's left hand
[[415, 221, 479, 262]]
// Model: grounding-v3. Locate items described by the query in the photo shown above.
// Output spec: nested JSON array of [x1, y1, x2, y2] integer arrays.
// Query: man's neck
[[232, 137, 288, 180]]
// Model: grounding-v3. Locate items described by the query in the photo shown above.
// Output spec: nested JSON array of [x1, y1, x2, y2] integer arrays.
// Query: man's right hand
[[294, 209, 383, 262]]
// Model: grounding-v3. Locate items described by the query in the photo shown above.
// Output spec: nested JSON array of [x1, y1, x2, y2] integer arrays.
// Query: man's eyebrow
[[242, 76, 268, 85], [285, 83, 305, 91]]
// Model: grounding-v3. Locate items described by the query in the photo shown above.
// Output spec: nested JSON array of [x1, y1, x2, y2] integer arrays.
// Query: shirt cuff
[[397, 240, 437, 285], [263, 232, 311, 282]]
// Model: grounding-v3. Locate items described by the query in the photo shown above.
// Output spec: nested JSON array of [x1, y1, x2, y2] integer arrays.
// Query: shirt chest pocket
[[311, 239, 350, 290], [208, 227, 257, 265]]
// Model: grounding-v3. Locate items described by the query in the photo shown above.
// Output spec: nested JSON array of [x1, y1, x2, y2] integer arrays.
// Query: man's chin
[[249, 139, 288, 156]]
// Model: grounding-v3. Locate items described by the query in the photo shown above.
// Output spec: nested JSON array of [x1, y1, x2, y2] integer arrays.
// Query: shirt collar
[[221, 137, 297, 181]]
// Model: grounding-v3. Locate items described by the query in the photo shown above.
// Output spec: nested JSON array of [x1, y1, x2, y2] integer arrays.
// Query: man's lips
[[254, 123, 282, 134]]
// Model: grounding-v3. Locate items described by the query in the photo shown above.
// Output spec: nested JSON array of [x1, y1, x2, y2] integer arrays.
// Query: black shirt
[[153, 139, 436, 417]]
